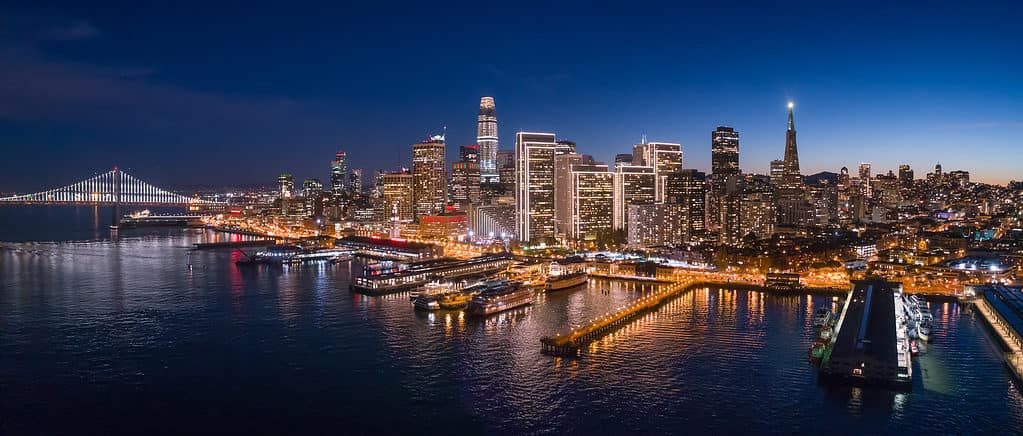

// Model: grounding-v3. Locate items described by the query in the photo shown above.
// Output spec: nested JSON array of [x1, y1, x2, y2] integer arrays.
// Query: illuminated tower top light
[[788, 101, 794, 109]]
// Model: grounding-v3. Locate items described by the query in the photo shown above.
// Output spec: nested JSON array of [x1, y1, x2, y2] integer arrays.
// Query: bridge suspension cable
[[0, 168, 221, 206]]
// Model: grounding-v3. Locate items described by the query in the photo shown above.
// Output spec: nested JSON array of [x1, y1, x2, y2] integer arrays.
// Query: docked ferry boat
[[545, 270, 588, 292], [467, 280, 533, 316], [237, 245, 352, 265]]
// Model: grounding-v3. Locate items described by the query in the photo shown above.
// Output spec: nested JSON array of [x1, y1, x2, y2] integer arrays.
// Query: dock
[[972, 284, 1023, 382], [192, 239, 278, 249]]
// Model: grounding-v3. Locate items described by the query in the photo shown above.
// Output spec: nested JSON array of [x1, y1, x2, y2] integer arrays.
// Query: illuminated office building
[[381, 170, 414, 222], [331, 152, 348, 196], [515, 132, 558, 243], [613, 165, 656, 231], [665, 169, 707, 239], [477, 97, 499, 183], [278, 173, 295, 199], [556, 156, 612, 241], [412, 135, 447, 219], [451, 145, 482, 210]]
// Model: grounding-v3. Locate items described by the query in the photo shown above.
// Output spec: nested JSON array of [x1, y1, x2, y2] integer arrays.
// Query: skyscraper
[[477, 97, 499, 183], [515, 132, 558, 243], [775, 102, 814, 227], [898, 164, 914, 189], [555, 154, 612, 241], [278, 173, 294, 199], [331, 152, 348, 196], [638, 142, 683, 202], [381, 170, 414, 222], [858, 163, 872, 197], [451, 145, 481, 210], [711, 127, 740, 176], [613, 165, 656, 231], [778, 103, 803, 193], [666, 169, 707, 239], [412, 135, 447, 220], [349, 169, 363, 194], [740, 176, 776, 241], [303, 178, 324, 217], [565, 161, 613, 241], [707, 126, 740, 235]]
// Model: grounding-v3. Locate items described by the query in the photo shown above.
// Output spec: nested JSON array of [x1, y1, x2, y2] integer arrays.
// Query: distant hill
[[803, 171, 838, 186]]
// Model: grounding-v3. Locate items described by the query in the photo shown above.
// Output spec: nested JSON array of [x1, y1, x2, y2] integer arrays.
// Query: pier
[[541, 272, 848, 357], [193, 239, 279, 249], [972, 285, 1023, 382]]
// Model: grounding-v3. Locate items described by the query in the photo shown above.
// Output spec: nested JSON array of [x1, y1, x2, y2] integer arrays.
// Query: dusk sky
[[1, 1, 1020, 191]]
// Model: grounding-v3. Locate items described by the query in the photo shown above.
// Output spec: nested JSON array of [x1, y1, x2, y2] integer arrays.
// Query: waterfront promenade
[[974, 295, 1023, 381]]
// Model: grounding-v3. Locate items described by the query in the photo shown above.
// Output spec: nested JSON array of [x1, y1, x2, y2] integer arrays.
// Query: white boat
[[917, 320, 932, 341], [813, 307, 833, 328]]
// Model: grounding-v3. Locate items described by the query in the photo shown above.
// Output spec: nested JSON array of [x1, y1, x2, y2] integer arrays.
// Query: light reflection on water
[[1, 223, 1022, 435]]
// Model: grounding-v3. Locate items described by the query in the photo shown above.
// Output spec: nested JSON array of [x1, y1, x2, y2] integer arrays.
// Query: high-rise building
[[515, 132, 558, 243], [303, 178, 324, 217], [557, 158, 612, 241], [778, 103, 802, 192], [349, 169, 363, 195], [775, 103, 814, 227], [898, 164, 914, 189], [632, 143, 646, 166], [331, 152, 348, 196], [808, 180, 837, 226], [613, 165, 656, 231], [641, 142, 683, 202], [495, 149, 516, 193], [278, 173, 295, 199], [460, 144, 480, 163], [858, 163, 872, 198], [878, 171, 900, 208], [451, 144, 481, 211], [477, 97, 499, 183], [555, 140, 577, 156], [948, 170, 970, 188], [837, 167, 852, 224], [412, 135, 447, 219], [627, 203, 688, 248], [719, 175, 744, 245], [707, 127, 740, 236], [451, 160, 481, 211], [665, 169, 707, 240], [711, 127, 740, 176], [769, 160, 785, 183], [555, 153, 583, 238], [740, 177, 776, 241], [614, 153, 633, 167], [381, 170, 414, 222]]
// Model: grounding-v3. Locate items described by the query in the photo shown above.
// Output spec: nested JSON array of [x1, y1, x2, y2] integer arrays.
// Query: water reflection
[[1, 227, 1022, 435]]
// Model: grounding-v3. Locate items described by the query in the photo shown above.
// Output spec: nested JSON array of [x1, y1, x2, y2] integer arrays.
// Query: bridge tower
[[111, 166, 121, 229]]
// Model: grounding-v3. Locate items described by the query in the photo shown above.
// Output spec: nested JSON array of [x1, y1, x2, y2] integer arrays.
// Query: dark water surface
[[1, 207, 1021, 435]]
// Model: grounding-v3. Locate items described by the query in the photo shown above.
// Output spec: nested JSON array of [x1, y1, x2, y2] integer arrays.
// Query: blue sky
[[0, 1, 1020, 191]]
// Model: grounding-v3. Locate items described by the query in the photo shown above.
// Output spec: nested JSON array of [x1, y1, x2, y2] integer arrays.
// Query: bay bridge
[[0, 167, 225, 227]]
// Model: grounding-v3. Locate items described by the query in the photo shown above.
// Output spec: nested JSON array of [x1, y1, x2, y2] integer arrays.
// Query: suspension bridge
[[0, 167, 224, 227], [0, 167, 217, 206]]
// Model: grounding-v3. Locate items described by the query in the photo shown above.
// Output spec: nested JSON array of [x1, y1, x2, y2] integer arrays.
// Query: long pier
[[540, 277, 702, 357], [540, 276, 846, 357]]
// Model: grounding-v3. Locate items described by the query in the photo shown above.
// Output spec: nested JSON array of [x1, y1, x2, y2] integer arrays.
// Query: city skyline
[[0, 3, 1021, 190]]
